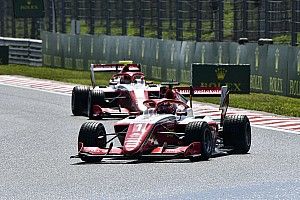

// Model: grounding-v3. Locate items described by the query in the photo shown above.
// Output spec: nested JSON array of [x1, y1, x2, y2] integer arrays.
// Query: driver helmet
[[121, 75, 131, 84], [158, 102, 176, 114]]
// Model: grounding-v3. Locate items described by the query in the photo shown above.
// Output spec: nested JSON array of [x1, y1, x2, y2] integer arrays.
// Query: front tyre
[[78, 122, 107, 162], [223, 115, 251, 154], [71, 86, 89, 116], [88, 89, 105, 120], [185, 121, 213, 161]]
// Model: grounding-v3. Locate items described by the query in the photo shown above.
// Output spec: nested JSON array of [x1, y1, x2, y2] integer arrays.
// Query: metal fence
[[1, 0, 300, 45], [0, 37, 42, 66]]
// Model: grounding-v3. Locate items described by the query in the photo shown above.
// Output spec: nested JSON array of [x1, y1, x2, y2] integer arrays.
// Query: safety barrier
[[41, 31, 300, 98], [0, 37, 42, 66]]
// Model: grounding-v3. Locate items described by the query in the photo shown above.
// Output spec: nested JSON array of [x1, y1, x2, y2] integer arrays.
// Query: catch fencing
[[1, 0, 300, 45]]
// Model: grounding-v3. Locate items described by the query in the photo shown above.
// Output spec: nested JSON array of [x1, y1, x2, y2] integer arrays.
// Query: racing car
[[71, 86, 251, 163], [72, 61, 189, 119], [71, 61, 158, 118]]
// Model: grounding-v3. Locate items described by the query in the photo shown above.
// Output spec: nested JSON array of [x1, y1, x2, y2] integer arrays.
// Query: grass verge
[[1, 64, 300, 117]]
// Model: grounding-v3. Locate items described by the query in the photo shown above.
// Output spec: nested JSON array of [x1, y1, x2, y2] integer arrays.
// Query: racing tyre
[[88, 89, 106, 120], [185, 121, 213, 161], [223, 115, 251, 154], [78, 122, 107, 163], [72, 86, 90, 116]]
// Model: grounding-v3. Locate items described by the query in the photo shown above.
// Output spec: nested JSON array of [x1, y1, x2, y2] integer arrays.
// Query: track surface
[[1, 75, 300, 134], [0, 83, 300, 199]]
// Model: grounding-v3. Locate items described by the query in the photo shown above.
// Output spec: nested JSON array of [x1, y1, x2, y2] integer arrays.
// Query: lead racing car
[[71, 86, 251, 163]]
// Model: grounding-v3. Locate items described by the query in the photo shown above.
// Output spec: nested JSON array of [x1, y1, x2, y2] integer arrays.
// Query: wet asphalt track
[[0, 85, 299, 200]]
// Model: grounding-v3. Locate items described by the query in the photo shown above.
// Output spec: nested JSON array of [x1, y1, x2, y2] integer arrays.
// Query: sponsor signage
[[191, 63, 250, 94], [13, 0, 45, 18], [41, 31, 300, 98]]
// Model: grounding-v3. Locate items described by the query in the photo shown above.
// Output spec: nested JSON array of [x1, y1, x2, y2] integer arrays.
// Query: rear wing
[[91, 63, 141, 72], [175, 86, 229, 124], [174, 86, 221, 97], [161, 81, 180, 87], [90, 63, 141, 88]]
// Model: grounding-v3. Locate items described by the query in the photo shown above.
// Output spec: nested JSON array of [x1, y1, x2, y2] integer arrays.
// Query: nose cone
[[123, 123, 153, 154]]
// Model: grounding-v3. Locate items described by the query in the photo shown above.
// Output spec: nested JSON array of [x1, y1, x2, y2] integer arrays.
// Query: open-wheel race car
[[71, 86, 251, 163], [71, 61, 189, 119], [71, 61, 157, 118]]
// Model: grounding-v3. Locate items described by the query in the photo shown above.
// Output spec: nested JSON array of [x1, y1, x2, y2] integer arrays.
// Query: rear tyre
[[88, 89, 106, 119], [185, 121, 213, 161], [78, 122, 107, 162], [72, 86, 90, 116], [223, 115, 251, 154]]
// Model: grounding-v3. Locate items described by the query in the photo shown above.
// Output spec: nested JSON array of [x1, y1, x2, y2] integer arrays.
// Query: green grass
[[194, 94, 300, 117], [1, 64, 300, 117]]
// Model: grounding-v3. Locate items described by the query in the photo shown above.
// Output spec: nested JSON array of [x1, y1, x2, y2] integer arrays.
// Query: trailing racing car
[[72, 61, 189, 119], [71, 61, 158, 118], [71, 86, 251, 163]]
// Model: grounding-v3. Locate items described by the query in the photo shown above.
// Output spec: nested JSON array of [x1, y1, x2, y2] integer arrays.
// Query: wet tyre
[[71, 86, 90, 116], [88, 89, 106, 119], [185, 121, 213, 161], [78, 121, 107, 163], [223, 115, 251, 154]]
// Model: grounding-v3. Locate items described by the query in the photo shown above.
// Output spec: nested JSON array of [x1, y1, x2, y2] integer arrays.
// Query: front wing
[[91, 106, 132, 119], [71, 142, 202, 160]]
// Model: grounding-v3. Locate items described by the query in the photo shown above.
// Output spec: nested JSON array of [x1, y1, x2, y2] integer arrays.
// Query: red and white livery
[[71, 86, 252, 163]]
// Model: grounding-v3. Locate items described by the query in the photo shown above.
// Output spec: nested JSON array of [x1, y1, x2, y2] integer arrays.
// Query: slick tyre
[[78, 122, 107, 163], [223, 115, 251, 154], [185, 121, 213, 162], [72, 86, 90, 116], [88, 89, 106, 120]]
